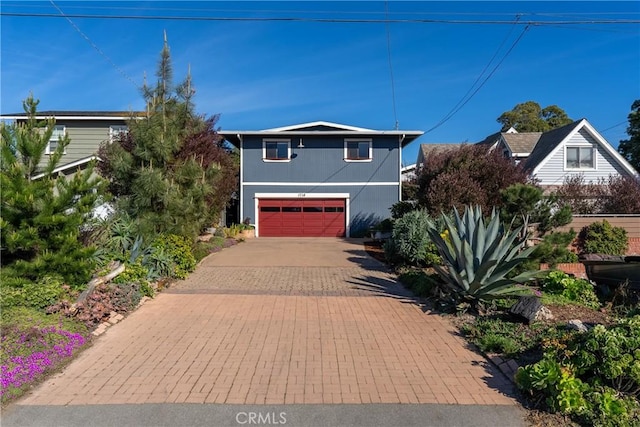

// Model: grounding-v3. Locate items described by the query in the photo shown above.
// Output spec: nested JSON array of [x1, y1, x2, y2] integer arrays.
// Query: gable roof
[[524, 118, 638, 177], [416, 143, 463, 166], [263, 121, 375, 132], [501, 132, 542, 155], [220, 121, 424, 147]]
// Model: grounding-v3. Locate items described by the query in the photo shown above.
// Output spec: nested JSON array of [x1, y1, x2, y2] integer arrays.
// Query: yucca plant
[[427, 205, 541, 303]]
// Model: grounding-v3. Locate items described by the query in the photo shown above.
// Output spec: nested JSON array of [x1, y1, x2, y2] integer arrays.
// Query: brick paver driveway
[[18, 238, 520, 407]]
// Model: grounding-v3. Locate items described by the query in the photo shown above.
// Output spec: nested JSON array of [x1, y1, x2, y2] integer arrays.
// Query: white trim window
[[46, 125, 66, 155], [565, 146, 595, 170], [109, 125, 129, 143], [344, 138, 372, 162], [263, 139, 291, 162]]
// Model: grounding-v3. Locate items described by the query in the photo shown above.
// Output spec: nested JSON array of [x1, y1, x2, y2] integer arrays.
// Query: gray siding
[[243, 184, 399, 237], [535, 129, 629, 186], [242, 135, 400, 183], [38, 119, 127, 169]]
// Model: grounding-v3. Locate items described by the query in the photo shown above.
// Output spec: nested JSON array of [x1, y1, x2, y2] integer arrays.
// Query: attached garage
[[258, 198, 346, 237]]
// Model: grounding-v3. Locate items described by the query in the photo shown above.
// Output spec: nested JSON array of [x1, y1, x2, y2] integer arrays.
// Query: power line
[[424, 24, 531, 134], [426, 15, 523, 134], [1, 12, 639, 25], [601, 121, 628, 132], [49, 1, 139, 89]]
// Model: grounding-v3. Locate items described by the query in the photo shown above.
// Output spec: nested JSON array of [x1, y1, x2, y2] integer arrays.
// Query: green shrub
[[390, 200, 418, 219], [192, 236, 227, 262], [112, 260, 150, 285], [0, 275, 74, 310], [460, 317, 526, 358], [384, 209, 441, 267], [517, 316, 640, 426], [152, 234, 196, 279], [540, 271, 600, 309], [398, 269, 442, 298], [579, 220, 628, 255], [525, 231, 578, 270]]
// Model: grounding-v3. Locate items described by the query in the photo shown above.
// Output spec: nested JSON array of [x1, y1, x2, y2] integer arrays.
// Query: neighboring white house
[[477, 119, 638, 188], [401, 164, 417, 181]]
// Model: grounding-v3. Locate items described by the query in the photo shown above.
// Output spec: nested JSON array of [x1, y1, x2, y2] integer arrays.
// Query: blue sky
[[1, 1, 639, 165]]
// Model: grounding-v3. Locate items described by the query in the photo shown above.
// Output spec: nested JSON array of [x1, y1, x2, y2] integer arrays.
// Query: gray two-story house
[[221, 121, 423, 237]]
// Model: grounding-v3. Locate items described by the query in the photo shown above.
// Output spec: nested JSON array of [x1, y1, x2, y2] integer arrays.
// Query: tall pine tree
[[1, 95, 106, 286], [97, 36, 237, 239]]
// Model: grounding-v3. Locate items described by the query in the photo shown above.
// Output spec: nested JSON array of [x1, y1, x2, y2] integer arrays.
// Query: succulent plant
[[427, 205, 541, 302]]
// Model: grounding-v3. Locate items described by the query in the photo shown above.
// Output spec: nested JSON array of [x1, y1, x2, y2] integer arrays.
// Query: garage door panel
[[258, 198, 345, 237]]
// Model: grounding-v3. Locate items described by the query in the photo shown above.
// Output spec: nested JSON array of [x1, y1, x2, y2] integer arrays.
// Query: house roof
[[31, 155, 99, 180], [416, 143, 463, 165], [523, 118, 639, 178], [220, 121, 424, 148], [1, 111, 145, 120], [501, 133, 542, 155], [521, 120, 582, 171]]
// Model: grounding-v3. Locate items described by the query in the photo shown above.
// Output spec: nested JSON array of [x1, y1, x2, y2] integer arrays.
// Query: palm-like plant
[[427, 205, 540, 303]]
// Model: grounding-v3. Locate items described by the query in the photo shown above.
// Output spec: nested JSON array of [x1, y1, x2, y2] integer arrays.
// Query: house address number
[[297, 193, 306, 197]]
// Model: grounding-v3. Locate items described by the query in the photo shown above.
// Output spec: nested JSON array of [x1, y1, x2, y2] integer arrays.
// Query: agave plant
[[427, 205, 541, 303]]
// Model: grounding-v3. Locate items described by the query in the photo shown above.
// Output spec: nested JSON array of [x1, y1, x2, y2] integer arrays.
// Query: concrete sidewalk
[[3, 238, 526, 426]]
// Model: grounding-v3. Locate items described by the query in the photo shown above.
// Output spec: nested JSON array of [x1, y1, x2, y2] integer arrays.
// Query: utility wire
[[601, 121, 628, 132], [49, 1, 140, 89], [426, 15, 522, 134], [384, 0, 399, 130], [424, 23, 531, 134], [2, 12, 639, 25]]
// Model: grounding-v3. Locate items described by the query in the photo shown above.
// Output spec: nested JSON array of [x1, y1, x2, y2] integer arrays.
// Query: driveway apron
[[5, 238, 526, 426]]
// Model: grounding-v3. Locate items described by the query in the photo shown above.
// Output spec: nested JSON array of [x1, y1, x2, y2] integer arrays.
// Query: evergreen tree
[[618, 99, 640, 172], [0, 95, 106, 286], [97, 37, 238, 239]]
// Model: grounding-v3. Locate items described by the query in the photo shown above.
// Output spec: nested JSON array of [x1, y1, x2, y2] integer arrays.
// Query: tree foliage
[[97, 38, 238, 239], [554, 174, 640, 214], [0, 96, 106, 286], [497, 101, 573, 132], [417, 144, 529, 215], [500, 183, 572, 235], [618, 99, 640, 172]]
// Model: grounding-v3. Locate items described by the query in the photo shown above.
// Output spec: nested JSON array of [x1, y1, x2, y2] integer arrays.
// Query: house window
[[344, 139, 372, 162], [109, 125, 129, 143], [46, 125, 66, 155], [566, 146, 595, 169], [263, 139, 290, 161]]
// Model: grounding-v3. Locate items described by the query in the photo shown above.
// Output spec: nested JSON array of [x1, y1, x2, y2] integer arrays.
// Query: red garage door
[[258, 199, 345, 237]]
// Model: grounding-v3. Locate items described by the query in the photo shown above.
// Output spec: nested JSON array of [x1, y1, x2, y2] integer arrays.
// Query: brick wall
[[539, 262, 588, 278], [628, 237, 640, 255], [539, 237, 640, 278]]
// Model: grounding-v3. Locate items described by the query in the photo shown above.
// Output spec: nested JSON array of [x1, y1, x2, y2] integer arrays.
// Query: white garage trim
[[254, 192, 350, 238]]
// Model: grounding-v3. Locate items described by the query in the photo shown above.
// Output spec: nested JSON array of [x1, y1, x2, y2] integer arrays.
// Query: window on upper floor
[[46, 125, 66, 155], [344, 139, 372, 162], [263, 139, 291, 162], [109, 125, 129, 143], [566, 146, 595, 169]]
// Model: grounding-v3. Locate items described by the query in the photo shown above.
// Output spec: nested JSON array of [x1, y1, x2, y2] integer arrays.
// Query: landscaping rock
[[567, 319, 588, 332], [510, 296, 554, 323]]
